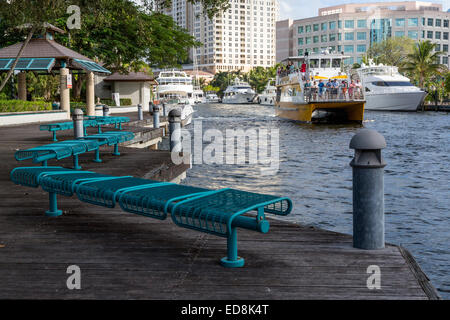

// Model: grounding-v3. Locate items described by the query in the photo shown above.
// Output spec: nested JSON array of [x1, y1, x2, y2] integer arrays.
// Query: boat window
[[332, 59, 341, 68], [309, 59, 319, 68], [321, 59, 331, 68], [372, 81, 413, 87]]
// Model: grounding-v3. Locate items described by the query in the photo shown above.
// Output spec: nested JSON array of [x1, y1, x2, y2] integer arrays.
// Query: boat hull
[[222, 93, 256, 104], [276, 101, 365, 124], [258, 95, 276, 106], [365, 91, 426, 111]]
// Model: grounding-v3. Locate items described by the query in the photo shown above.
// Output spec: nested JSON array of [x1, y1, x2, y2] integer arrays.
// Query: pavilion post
[[18, 72, 27, 101], [86, 71, 95, 116], [60, 66, 70, 112]]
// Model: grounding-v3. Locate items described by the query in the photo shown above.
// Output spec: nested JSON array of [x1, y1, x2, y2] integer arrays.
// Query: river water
[[181, 102, 449, 299]]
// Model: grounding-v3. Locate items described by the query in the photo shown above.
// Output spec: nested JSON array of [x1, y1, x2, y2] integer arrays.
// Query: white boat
[[257, 79, 276, 106], [156, 70, 195, 125], [222, 78, 256, 104], [357, 60, 426, 111], [192, 87, 206, 104], [205, 92, 220, 103]]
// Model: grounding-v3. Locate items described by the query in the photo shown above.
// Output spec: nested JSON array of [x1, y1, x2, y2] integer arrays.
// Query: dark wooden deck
[[0, 116, 440, 300]]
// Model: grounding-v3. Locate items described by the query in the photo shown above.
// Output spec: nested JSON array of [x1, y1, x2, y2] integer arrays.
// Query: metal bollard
[[103, 105, 110, 117], [72, 108, 84, 139], [169, 109, 182, 152], [138, 104, 143, 121], [350, 129, 387, 250], [162, 103, 167, 117], [153, 104, 160, 129], [149, 101, 154, 114]]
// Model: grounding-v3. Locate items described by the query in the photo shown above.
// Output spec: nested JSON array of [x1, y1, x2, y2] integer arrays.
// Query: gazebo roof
[[0, 38, 110, 75], [104, 72, 157, 84]]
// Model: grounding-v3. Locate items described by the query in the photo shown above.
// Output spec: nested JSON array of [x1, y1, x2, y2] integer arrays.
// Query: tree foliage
[[366, 37, 415, 67]]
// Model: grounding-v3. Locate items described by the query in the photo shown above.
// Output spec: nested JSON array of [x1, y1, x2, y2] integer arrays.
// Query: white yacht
[[357, 60, 426, 111], [156, 70, 195, 125], [222, 78, 256, 104], [257, 79, 276, 106], [192, 87, 206, 104], [205, 92, 220, 103]]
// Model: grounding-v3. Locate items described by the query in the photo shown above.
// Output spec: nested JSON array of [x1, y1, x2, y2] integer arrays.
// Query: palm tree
[[402, 40, 445, 89]]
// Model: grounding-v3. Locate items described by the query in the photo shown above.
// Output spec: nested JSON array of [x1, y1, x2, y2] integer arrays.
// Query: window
[[298, 26, 304, 34], [408, 18, 418, 27], [338, 33, 342, 41], [338, 20, 342, 29], [305, 25, 311, 32], [444, 32, 449, 40], [345, 32, 354, 40], [329, 21, 336, 30], [329, 33, 336, 41], [408, 30, 418, 39], [435, 31, 441, 39], [427, 18, 433, 26], [395, 18, 405, 27], [443, 56, 448, 65], [305, 36, 311, 44], [395, 31, 405, 37], [343, 57, 354, 65], [298, 38, 303, 45], [321, 34, 327, 42], [313, 35, 319, 43], [321, 22, 327, 31], [427, 31, 433, 39], [313, 24, 319, 32], [444, 20, 449, 28], [345, 20, 354, 28], [313, 47, 319, 53], [357, 19, 366, 28], [422, 30, 425, 38], [435, 19, 441, 27], [422, 17, 425, 26], [298, 49, 304, 55], [357, 32, 366, 40], [344, 45, 354, 53], [357, 44, 366, 53], [443, 44, 448, 52]]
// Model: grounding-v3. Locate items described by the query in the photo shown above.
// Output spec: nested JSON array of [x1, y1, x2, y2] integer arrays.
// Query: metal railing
[[302, 87, 364, 102]]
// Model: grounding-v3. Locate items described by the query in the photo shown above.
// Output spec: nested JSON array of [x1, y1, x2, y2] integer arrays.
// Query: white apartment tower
[[165, 0, 279, 73]]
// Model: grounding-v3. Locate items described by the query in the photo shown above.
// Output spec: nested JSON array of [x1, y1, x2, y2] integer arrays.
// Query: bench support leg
[[113, 144, 120, 156], [93, 149, 102, 163], [42, 160, 48, 167], [52, 131, 57, 142], [98, 125, 102, 134], [84, 127, 87, 136], [119, 123, 122, 130], [45, 192, 62, 217], [220, 228, 244, 268], [73, 155, 81, 170]]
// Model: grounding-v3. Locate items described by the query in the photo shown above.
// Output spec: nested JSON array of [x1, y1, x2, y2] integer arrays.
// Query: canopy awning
[[72, 59, 111, 74], [0, 58, 55, 72]]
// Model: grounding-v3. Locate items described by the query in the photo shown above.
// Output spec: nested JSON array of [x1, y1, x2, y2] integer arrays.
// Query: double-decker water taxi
[[275, 51, 365, 123]]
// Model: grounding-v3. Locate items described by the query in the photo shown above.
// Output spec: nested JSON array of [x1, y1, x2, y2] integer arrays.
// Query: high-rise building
[[276, 1, 450, 67], [164, 0, 279, 73]]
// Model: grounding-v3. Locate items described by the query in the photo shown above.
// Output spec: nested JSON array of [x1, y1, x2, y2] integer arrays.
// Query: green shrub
[[101, 98, 133, 106], [0, 100, 52, 113]]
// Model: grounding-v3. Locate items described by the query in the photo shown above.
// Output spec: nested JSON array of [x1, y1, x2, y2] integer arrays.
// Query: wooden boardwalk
[[0, 117, 440, 300]]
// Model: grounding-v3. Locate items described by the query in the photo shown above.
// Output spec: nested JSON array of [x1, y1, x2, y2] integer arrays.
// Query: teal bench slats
[[84, 116, 130, 132], [40, 120, 98, 141], [10, 167, 293, 267]]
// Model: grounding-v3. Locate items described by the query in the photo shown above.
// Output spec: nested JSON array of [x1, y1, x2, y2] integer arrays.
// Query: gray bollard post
[[138, 104, 143, 121], [162, 103, 167, 117], [102, 105, 110, 117], [149, 101, 154, 114], [169, 109, 182, 152], [350, 129, 387, 250], [72, 108, 84, 139], [153, 104, 160, 129]]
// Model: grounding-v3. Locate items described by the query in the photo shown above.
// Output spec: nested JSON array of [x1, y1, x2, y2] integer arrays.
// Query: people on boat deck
[[318, 80, 325, 98]]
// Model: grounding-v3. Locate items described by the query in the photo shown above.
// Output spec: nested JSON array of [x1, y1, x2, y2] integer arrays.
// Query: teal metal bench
[[10, 167, 292, 267], [40, 120, 98, 142], [40, 117, 130, 141], [15, 132, 135, 168]]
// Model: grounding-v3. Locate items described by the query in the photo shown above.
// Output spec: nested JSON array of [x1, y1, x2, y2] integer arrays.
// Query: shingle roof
[[0, 39, 92, 61], [104, 72, 156, 83]]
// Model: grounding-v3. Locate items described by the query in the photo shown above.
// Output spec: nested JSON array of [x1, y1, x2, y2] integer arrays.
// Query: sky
[[278, 0, 450, 20]]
